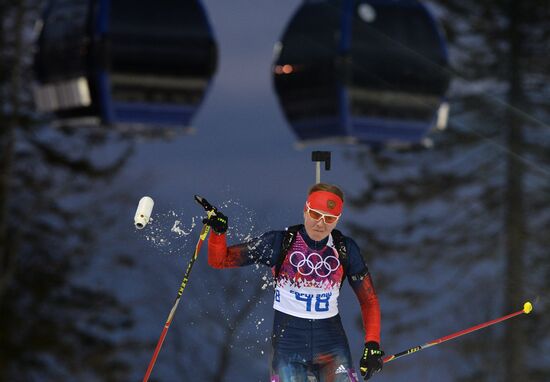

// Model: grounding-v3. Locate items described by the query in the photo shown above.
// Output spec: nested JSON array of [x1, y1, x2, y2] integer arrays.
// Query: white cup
[[134, 196, 154, 229]]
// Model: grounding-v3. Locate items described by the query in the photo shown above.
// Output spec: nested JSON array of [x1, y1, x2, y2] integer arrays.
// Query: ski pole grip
[[194, 195, 216, 213]]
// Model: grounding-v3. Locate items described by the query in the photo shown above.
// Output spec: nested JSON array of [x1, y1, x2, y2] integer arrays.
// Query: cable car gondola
[[273, 0, 450, 147], [33, 0, 218, 129]]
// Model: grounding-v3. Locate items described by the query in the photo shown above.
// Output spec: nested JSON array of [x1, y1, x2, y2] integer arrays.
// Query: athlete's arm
[[207, 231, 283, 269], [346, 238, 381, 344], [350, 273, 381, 344]]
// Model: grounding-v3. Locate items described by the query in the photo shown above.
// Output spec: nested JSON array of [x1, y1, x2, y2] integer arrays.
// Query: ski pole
[[142, 196, 216, 382], [383, 301, 534, 364]]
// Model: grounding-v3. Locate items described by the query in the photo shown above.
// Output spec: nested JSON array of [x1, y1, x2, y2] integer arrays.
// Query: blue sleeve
[[345, 237, 371, 282], [227, 230, 284, 267]]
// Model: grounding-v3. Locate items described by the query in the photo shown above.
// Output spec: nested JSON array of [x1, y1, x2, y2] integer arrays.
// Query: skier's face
[[303, 206, 339, 241]]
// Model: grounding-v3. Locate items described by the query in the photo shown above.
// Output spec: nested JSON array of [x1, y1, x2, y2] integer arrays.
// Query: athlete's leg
[[270, 359, 309, 382], [271, 312, 312, 382], [314, 351, 358, 382], [312, 315, 359, 382]]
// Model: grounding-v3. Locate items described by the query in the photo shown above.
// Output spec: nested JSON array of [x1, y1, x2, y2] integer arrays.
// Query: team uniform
[[208, 225, 381, 382]]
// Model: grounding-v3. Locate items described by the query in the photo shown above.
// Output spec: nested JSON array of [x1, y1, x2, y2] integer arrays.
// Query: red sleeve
[[207, 232, 247, 268], [351, 274, 381, 344]]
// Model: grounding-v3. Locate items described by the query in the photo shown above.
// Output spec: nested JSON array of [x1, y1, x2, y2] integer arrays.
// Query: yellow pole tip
[[523, 302, 533, 314]]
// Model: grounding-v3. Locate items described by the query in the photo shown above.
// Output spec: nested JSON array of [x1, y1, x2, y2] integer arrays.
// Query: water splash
[[171, 217, 196, 236], [135, 196, 276, 359], [139, 209, 202, 256]]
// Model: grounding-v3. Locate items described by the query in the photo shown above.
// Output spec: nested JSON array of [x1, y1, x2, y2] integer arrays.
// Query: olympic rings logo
[[289, 251, 340, 278]]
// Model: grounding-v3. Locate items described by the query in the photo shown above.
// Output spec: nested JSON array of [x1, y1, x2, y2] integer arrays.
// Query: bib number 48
[[294, 292, 332, 312]]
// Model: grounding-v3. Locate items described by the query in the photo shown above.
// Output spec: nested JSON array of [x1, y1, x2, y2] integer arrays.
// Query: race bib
[[273, 234, 343, 319]]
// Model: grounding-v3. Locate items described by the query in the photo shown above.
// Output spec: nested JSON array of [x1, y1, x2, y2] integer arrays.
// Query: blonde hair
[[308, 183, 344, 202]]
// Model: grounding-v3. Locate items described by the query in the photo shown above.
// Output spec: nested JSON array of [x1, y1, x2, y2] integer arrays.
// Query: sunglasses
[[305, 202, 340, 224]]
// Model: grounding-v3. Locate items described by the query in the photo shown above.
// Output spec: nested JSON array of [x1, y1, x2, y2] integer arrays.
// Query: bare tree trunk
[[503, 1, 526, 381], [211, 282, 264, 382], [0, 0, 24, 304]]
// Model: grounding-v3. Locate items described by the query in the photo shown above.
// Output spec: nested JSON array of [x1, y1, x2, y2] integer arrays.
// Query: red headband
[[305, 191, 344, 215]]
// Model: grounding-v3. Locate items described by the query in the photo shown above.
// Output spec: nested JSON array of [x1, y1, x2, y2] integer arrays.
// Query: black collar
[[299, 226, 329, 250]]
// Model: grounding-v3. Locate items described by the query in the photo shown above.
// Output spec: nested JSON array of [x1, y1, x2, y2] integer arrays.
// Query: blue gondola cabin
[[273, 0, 451, 148], [33, 0, 218, 129]]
